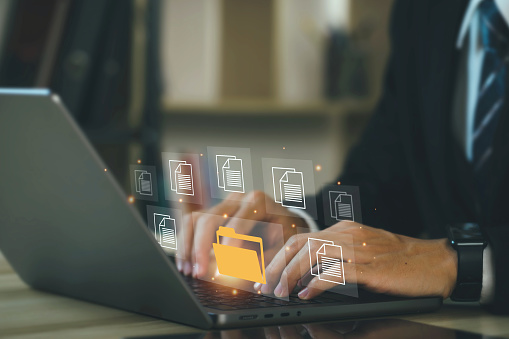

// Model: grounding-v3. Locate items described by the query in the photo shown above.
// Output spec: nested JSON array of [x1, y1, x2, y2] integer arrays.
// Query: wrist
[[439, 238, 458, 298], [286, 208, 318, 232]]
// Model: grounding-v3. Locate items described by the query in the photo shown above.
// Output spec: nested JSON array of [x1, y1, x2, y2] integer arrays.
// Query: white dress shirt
[[453, 0, 509, 303]]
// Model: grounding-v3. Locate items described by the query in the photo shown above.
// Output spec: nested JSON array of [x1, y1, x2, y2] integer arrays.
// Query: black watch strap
[[450, 244, 484, 301]]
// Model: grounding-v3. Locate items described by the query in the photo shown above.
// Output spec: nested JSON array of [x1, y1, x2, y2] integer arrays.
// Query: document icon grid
[[216, 155, 245, 193], [169, 160, 195, 196], [213, 226, 266, 284], [154, 213, 177, 250], [272, 167, 306, 209], [308, 238, 345, 285], [329, 191, 354, 221], [134, 170, 153, 196]]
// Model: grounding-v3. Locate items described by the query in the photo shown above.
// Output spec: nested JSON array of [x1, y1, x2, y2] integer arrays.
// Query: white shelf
[[162, 97, 375, 117]]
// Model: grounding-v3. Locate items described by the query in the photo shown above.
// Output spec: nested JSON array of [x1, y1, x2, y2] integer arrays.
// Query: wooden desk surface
[[1, 251, 508, 339]]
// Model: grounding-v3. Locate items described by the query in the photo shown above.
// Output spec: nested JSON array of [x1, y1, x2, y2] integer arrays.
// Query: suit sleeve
[[317, 0, 423, 237], [481, 226, 509, 313]]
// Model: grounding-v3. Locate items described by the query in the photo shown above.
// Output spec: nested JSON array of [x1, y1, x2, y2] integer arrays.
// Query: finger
[[257, 234, 304, 294], [269, 233, 344, 297], [192, 201, 242, 278], [311, 240, 371, 265], [297, 268, 313, 288], [263, 247, 281, 266], [222, 191, 245, 202], [296, 245, 360, 287], [298, 262, 365, 300], [177, 212, 195, 275], [259, 230, 324, 294], [222, 193, 268, 249], [272, 228, 369, 296], [273, 244, 313, 297], [191, 214, 217, 278], [258, 229, 356, 294]]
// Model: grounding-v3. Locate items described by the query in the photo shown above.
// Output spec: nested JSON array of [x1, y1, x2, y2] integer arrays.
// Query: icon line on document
[[153, 213, 177, 250], [329, 191, 354, 222], [169, 160, 195, 196], [308, 238, 345, 285], [216, 155, 245, 193], [134, 170, 153, 196], [271, 167, 306, 209]]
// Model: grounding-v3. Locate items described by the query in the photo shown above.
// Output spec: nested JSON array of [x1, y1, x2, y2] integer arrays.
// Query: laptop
[[0, 89, 442, 329]]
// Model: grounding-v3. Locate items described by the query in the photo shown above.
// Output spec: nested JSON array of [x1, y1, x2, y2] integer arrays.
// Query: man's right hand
[[176, 191, 308, 278]]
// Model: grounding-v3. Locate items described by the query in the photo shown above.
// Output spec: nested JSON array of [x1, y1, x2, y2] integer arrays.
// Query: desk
[[1, 252, 508, 339]]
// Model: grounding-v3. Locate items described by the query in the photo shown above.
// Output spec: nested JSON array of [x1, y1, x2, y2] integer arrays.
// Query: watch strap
[[450, 244, 484, 301]]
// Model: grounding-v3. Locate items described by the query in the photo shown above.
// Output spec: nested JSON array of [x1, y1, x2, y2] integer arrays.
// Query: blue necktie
[[472, 0, 509, 197]]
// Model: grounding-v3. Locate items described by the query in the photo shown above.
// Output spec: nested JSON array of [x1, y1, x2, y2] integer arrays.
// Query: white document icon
[[169, 160, 194, 196], [272, 167, 306, 209], [134, 170, 153, 196], [329, 191, 354, 221], [216, 155, 244, 193], [308, 238, 345, 285], [154, 213, 177, 250]]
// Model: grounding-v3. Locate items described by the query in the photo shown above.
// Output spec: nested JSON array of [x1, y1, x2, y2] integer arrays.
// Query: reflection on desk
[[129, 318, 503, 339], [2, 251, 509, 338]]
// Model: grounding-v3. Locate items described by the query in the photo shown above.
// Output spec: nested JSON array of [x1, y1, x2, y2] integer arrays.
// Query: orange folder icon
[[212, 226, 266, 284]]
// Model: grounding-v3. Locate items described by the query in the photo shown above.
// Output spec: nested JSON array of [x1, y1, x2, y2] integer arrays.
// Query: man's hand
[[176, 191, 307, 278], [258, 222, 458, 300]]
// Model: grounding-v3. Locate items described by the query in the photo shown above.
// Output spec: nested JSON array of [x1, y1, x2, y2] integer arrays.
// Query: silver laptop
[[0, 89, 441, 329]]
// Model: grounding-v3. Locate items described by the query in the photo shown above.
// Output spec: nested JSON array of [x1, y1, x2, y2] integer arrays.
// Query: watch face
[[450, 223, 484, 242]]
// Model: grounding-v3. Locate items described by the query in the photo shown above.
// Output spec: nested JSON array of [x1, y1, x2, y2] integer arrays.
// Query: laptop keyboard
[[184, 276, 345, 311]]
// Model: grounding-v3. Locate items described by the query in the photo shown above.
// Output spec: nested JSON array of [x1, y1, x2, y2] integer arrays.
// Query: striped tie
[[472, 0, 509, 197]]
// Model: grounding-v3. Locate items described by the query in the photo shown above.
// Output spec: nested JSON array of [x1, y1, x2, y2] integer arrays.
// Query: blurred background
[[0, 0, 393, 197]]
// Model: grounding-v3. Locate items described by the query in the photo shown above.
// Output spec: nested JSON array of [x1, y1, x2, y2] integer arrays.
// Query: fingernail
[[176, 260, 182, 271], [184, 262, 192, 276], [193, 264, 199, 278], [298, 288, 309, 299], [253, 283, 261, 290], [274, 283, 284, 297]]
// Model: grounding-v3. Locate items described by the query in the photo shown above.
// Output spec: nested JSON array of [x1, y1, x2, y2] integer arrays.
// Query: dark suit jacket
[[317, 0, 509, 313]]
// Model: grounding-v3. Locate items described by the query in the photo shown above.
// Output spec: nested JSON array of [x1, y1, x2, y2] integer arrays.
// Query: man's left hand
[[257, 222, 458, 300]]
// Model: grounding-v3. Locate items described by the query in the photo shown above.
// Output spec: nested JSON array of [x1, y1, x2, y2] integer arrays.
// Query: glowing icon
[[169, 160, 194, 196], [308, 238, 345, 285], [272, 167, 306, 209], [154, 213, 177, 250], [213, 226, 266, 284], [134, 170, 153, 196], [216, 155, 245, 193], [329, 191, 354, 222]]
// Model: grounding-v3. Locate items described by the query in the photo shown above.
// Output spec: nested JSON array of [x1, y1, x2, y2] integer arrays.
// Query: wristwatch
[[447, 223, 487, 301]]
